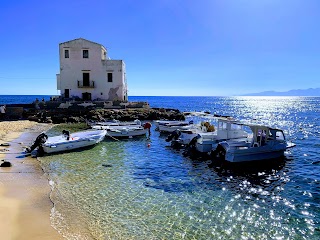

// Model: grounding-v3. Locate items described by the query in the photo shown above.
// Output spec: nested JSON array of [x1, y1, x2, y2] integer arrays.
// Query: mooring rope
[[105, 131, 120, 141]]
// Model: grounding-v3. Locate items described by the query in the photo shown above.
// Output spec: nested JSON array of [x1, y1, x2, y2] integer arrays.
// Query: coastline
[[0, 121, 63, 240]]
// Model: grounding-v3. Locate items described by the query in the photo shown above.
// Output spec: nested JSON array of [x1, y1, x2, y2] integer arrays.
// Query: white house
[[56, 38, 128, 101]]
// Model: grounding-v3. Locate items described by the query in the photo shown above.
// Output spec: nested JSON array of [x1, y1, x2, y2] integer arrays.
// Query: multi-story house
[[56, 38, 128, 101]]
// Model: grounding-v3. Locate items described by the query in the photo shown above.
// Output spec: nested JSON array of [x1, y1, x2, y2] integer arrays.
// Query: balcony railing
[[78, 80, 95, 88]]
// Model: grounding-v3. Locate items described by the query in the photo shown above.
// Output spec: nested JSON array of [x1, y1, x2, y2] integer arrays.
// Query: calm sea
[[2, 95, 320, 239]]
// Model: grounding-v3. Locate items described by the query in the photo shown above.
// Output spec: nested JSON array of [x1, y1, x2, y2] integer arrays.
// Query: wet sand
[[0, 121, 63, 240]]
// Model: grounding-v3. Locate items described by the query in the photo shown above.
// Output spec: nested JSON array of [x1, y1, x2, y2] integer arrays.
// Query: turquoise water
[[37, 97, 319, 239]]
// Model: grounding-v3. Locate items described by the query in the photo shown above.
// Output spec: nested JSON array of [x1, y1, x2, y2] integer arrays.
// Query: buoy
[[147, 143, 151, 148]]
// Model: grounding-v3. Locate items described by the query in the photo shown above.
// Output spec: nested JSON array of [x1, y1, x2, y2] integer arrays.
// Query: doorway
[[82, 92, 92, 101], [83, 73, 90, 86], [65, 89, 70, 98]]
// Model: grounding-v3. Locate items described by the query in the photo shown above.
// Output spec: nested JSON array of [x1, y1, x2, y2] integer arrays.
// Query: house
[[56, 38, 128, 101]]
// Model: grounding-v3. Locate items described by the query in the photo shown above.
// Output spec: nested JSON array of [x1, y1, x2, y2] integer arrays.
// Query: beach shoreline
[[0, 120, 63, 240]]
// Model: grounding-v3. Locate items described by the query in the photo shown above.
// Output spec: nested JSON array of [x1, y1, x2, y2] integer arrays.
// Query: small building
[[56, 38, 128, 101]]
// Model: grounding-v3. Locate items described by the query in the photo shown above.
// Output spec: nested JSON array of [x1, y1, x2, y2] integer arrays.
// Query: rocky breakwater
[[25, 107, 185, 124]]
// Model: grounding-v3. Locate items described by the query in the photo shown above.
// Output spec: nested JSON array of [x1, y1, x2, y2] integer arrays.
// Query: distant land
[[243, 88, 320, 96]]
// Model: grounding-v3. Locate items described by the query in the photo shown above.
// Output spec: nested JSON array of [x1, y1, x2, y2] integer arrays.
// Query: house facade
[[56, 38, 128, 101]]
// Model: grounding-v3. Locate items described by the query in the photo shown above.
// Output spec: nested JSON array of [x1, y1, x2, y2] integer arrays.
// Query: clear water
[[5, 96, 320, 239]]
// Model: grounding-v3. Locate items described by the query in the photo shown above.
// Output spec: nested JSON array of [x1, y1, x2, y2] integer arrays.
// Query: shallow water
[[38, 96, 320, 239]]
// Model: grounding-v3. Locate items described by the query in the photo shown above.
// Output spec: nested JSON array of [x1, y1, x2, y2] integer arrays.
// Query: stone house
[[56, 38, 128, 101]]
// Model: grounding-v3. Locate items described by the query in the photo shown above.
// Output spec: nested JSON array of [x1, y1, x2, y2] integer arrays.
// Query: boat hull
[[225, 149, 286, 163], [106, 128, 147, 138], [42, 130, 106, 153], [221, 141, 288, 163]]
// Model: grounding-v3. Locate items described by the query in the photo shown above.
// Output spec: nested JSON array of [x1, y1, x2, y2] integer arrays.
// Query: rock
[[0, 143, 10, 147], [0, 160, 12, 167]]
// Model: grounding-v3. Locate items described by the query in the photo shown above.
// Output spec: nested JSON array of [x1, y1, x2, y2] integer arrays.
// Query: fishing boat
[[27, 129, 107, 154], [194, 118, 249, 153], [167, 117, 248, 150], [211, 123, 296, 163]]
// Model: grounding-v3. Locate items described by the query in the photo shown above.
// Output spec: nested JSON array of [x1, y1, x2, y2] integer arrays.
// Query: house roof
[[59, 38, 107, 49]]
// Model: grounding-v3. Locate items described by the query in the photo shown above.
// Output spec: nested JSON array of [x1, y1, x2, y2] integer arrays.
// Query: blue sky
[[1, 0, 320, 96]]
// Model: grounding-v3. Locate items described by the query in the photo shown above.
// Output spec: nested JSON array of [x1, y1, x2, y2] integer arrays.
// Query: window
[[108, 73, 113, 82], [64, 49, 69, 58], [83, 49, 89, 58]]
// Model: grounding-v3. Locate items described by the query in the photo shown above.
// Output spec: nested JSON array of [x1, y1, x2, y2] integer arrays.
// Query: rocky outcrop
[[23, 107, 185, 124]]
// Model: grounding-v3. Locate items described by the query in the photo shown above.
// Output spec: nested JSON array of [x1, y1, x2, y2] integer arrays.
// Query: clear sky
[[1, 0, 320, 96]]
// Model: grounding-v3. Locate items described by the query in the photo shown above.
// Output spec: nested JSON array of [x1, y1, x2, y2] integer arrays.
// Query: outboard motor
[[183, 134, 201, 157], [26, 132, 48, 153], [165, 129, 181, 142]]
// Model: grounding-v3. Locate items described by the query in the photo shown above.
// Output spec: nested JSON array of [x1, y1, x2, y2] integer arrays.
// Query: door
[[83, 73, 90, 86], [65, 89, 69, 98], [82, 92, 92, 101]]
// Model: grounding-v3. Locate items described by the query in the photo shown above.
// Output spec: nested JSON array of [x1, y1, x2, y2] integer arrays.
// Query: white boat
[[211, 123, 296, 163], [91, 121, 148, 138], [194, 118, 249, 153], [41, 129, 107, 153], [167, 118, 248, 149], [89, 119, 141, 127], [157, 120, 194, 133], [104, 126, 148, 138]]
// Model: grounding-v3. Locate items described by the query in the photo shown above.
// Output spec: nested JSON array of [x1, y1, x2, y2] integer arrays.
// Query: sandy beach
[[0, 120, 63, 240]]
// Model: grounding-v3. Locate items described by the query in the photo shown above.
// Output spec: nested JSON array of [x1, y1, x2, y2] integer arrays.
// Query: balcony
[[77, 80, 95, 88]]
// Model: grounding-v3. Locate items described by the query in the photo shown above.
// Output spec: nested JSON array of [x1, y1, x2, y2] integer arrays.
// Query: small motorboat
[[211, 123, 296, 163], [156, 120, 194, 133], [89, 119, 142, 127], [166, 117, 247, 151], [91, 120, 150, 138], [26, 129, 107, 154], [194, 118, 249, 153], [103, 125, 148, 138]]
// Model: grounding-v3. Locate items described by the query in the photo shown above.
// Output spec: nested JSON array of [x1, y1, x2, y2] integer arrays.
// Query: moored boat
[[91, 120, 150, 138], [211, 123, 296, 163], [157, 120, 194, 133], [27, 129, 107, 154]]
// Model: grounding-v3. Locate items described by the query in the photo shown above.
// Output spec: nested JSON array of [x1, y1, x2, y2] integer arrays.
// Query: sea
[[1, 95, 320, 239]]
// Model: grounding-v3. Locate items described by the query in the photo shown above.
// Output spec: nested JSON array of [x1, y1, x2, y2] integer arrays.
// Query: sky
[[1, 0, 320, 96]]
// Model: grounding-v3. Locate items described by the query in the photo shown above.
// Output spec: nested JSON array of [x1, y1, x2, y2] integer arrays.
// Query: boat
[[103, 125, 148, 138], [194, 118, 249, 153], [27, 129, 107, 154], [89, 119, 142, 127], [167, 117, 248, 151], [91, 120, 149, 138], [211, 123, 296, 163], [156, 120, 194, 133]]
